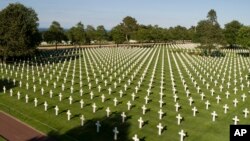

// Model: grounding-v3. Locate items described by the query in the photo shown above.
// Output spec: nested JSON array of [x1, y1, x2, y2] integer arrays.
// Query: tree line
[[1, 3, 250, 61]]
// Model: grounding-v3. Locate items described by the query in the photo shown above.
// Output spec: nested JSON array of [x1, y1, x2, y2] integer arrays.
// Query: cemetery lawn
[[0, 44, 250, 141]]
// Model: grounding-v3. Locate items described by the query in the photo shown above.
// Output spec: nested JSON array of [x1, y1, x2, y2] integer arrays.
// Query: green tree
[[135, 26, 151, 43], [207, 9, 217, 24], [0, 3, 41, 62], [68, 22, 86, 47], [96, 25, 107, 45], [122, 16, 138, 42], [224, 20, 243, 47], [195, 9, 225, 54], [237, 26, 250, 55], [111, 24, 126, 45], [44, 21, 66, 50], [85, 25, 96, 44]]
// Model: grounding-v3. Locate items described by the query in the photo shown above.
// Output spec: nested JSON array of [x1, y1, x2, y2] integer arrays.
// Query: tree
[[122, 16, 138, 42], [68, 22, 86, 47], [0, 3, 41, 62], [207, 9, 217, 25], [44, 21, 66, 50], [224, 20, 243, 47], [237, 26, 250, 55], [96, 25, 107, 45], [135, 26, 151, 43], [85, 25, 96, 44], [111, 24, 126, 45], [195, 9, 225, 54]]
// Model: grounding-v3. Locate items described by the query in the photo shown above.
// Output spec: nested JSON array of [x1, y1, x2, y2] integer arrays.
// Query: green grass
[[0, 44, 250, 141], [0, 136, 7, 141]]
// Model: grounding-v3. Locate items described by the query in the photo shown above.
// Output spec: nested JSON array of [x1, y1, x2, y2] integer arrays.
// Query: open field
[[0, 44, 250, 141]]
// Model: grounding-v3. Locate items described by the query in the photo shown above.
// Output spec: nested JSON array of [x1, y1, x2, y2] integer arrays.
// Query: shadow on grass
[[28, 112, 131, 141], [237, 52, 250, 57], [0, 79, 17, 93]]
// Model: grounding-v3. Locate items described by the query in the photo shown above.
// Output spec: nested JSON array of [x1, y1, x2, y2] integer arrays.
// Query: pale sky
[[1, 0, 249, 29]]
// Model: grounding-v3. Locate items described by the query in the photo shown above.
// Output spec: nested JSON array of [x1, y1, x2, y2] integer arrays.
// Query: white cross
[[200, 93, 205, 100], [186, 90, 190, 97], [205, 100, 210, 110], [159, 99, 164, 108], [189, 97, 193, 106], [233, 98, 238, 107], [90, 91, 94, 99], [232, 116, 239, 125], [25, 94, 29, 103], [34, 98, 38, 107], [138, 117, 144, 129], [101, 94, 105, 103], [108, 87, 112, 95], [243, 108, 249, 118], [41, 87, 44, 95], [173, 94, 178, 102], [98, 85, 101, 92], [33, 85, 36, 92], [96, 121, 101, 133], [211, 111, 217, 122], [132, 134, 139, 141], [192, 107, 198, 117], [225, 91, 230, 99], [54, 105, 59, 116], [92, 103, 97, 113], [219, 85, 223, 92], [147, 89, 151, 96], [127, 101, 132, 110], [158, 109, 164, 120], [44, 101, 48, 111], [227, 82, 231, 88], [135, 86, 139, 93], [241, 94, 247, 102], [157, 123, 164, 135], [113, 98, 118, 106], [176, 114, 182, 125], [240, 84, 244, 90], [144, 96, 149, 104], [113, 127, 119, 140], [210, 88, 215, 96], [9, 89, 13, 96], [66, 110, 71, 121], [223, 104, 229, 114], [233, 87, 238, 94], [106, 107, 111, 117], [121, 112, 126, 123], [80, 99, 84, 109], [69, 96, 73, 105], [132, 93, 136, 101], [80, 115, 85, 126], [49, 90, 53, 98], [142, 105, 147, 115], [179, 130, 186, 141], [80, 89, 83, 96], [124, 84, 127, 91], [175, 103, 180, 112], [216, 95, 221, 104], [119, 90, 123, 98]]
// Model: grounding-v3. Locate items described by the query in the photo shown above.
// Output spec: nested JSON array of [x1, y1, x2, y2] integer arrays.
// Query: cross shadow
[[71, 114, 81, 120], [0, 79, 17, 93], [58, 109, 67, 115], [28, 112, 131, 141]]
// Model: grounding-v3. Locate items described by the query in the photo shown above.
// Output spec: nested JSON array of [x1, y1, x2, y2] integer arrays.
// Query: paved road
[[0, 111, 53, 141]]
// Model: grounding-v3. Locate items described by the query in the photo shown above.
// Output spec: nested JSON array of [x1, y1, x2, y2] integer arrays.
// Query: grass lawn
[[0, 44, 250, 141]]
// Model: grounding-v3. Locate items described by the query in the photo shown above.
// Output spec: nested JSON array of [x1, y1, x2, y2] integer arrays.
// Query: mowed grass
[[0, 44, 250, 141]]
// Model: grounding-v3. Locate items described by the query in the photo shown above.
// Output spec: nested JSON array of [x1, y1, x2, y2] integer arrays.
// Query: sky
[[0, 0, 250, 29]]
